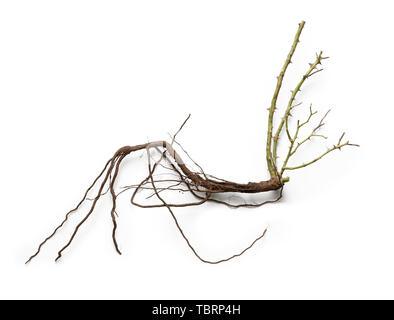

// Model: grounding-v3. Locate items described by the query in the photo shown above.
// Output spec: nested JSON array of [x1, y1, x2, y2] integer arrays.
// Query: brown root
[[26, 139, 281, 263]]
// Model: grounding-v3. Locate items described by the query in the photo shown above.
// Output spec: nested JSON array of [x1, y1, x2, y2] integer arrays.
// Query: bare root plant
[[26, 21, 358, 264]]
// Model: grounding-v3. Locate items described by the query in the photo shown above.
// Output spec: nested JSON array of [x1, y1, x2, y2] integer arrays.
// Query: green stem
[[282, 141, 358, 171], [272, 51, 324, 166], [266, 21, 305, 178]]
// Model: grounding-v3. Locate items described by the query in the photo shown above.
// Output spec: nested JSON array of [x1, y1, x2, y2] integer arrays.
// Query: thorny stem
[[272, 51, 328, 166], [280, 105, 325, 176], [283, 133, 359, 171], [266, 21, 305, 179]]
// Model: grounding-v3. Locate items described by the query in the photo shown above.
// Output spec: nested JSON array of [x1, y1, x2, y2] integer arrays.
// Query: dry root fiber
[[26, 21, 358, 264]]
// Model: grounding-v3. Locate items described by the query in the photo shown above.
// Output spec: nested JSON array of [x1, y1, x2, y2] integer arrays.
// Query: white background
[[0, 0, 393, 299]]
